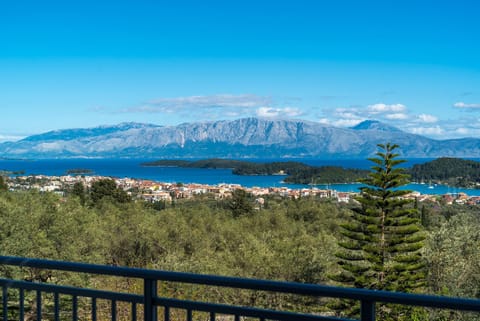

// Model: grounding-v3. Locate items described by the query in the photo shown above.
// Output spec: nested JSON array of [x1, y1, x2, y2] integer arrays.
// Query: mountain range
[[1, 118, 479, 159]]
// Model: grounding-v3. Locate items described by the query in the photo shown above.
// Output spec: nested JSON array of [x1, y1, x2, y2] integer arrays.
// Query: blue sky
[[0, 0, 479, 141]]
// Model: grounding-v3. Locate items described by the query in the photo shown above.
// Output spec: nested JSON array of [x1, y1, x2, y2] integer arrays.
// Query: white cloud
[[283, 107, 303, 117], [319, 103, 409, 127], [408, 126, 445, 136], [404, 117, 480, 139], [454, 127, 471, 135], [327, 107, 364, 122], [125, 94, 272, 113], [417, 114, 438, 123], [130, 104, 176, 113], [317, 118, 331, 125], [385, 113, 409, 120], [224, 111, 241, 117], [319, 107, 365, 127], [115, 94, 307, 123], [332, 119, 364, 127], [449, 127, 480, 138], [148, 94, 270, 109], [0, 134, 26, 143], [256, 107, 303, 118], [335, 111, 361, 120], [454, 102, 480, 109], [320, 101, 480, 139], [256, 107, 278, 117], [367, 103, 406, 114], [326, 103, 409, 123]]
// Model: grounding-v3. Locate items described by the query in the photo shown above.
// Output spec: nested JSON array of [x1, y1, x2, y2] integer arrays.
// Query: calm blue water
[[0, 158, 479, 196]]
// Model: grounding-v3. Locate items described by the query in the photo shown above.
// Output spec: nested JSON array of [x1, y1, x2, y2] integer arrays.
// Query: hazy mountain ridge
[[21, 122, 162, 142], [0, 118, 479, 159]]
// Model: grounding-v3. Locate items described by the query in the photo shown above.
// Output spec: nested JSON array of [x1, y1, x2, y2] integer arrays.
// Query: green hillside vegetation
[[232, 161, 310, 175], [141, 158, 309, 173], [409, 157, 480, 188], [0, 180, 478, 320], [141, 159, 192, 167]]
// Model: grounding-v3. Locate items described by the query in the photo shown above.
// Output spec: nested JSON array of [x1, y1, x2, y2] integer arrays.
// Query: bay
[[0, 158, 479, 196]]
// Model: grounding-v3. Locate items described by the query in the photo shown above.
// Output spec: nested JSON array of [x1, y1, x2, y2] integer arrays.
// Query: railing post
[[3, 286, 8, 321], [144, 279, 157, 321], [360, 300, 375, 321]]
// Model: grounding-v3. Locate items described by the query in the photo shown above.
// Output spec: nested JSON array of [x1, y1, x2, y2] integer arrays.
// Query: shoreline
[[8, 172, 480, 198]]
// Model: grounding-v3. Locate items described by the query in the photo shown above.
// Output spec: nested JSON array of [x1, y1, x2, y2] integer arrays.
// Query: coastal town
[[5, 173, 480, 207]]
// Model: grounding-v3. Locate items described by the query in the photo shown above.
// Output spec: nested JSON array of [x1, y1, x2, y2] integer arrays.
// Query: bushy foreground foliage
[[0, 173, 478, 320]]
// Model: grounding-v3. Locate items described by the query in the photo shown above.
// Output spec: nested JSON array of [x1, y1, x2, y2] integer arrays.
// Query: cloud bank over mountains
[[88, 94, 480, 140], [128, 94, 303, 120], [7, 94, 473, 145]]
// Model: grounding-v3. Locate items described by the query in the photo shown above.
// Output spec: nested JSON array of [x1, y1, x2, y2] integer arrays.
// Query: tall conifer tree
[[332, 143, 426, 317]]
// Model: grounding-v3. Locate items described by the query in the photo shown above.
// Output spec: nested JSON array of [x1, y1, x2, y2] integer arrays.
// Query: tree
[[419, 208, 480, 321], [90, 178, 130, 205], [0, 176, 8, 191], [71, 181, 86, 205], [227, 189, 253, 218], [332, 143, 426, 318]]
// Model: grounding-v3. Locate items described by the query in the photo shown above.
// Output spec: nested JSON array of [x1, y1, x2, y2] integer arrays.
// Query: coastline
[[1, 158, 480, 196]]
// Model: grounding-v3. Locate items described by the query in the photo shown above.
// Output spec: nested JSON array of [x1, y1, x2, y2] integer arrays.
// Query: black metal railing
[[0, 256, 479, 321]]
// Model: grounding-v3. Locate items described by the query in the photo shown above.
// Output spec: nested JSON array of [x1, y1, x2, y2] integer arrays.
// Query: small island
[[0, 170, 25, 176], [65, 168, 94, 175]]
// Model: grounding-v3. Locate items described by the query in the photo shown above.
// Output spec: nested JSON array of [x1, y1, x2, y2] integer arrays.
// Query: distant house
[[141, 192, 172, 203], [467, 196, 480, 205], [254, 197, 265, 210], [441, 194, 454, 205], [315, 189, 332, 198], [336, 192, 350, 203]]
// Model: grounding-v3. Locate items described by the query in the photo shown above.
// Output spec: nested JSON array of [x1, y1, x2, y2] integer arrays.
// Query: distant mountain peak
[[351, 120, 402, 132]]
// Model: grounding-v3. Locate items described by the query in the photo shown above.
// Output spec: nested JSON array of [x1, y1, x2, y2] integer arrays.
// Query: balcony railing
[[0, 255, 479, 321]]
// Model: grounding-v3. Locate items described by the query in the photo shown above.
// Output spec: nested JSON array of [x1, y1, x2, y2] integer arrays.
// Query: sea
[[0, 158, 479, 196]]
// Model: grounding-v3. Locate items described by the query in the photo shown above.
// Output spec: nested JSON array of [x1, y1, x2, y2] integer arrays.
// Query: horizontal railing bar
[[154, 297, 353, 321], [0, 256, 479, 313], [0, 279, 143, 304], [360, 291, 480, 312]]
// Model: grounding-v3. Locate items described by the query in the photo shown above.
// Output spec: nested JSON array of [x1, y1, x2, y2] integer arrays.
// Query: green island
[[142, 158, 369, 184], [0, 169, 25, 176], [65, 168, 94, 175], [408, 157, 480, 188], [142, 158, 258, 169]]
